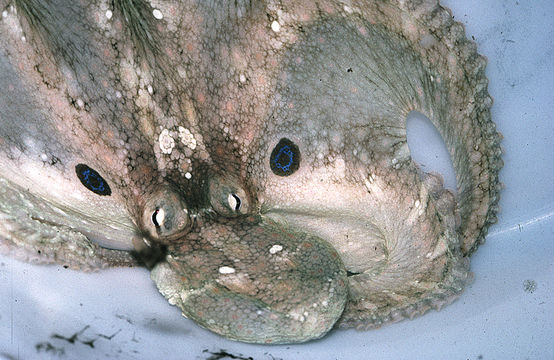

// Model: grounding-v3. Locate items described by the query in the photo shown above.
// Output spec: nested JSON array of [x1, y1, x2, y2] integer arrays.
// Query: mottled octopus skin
[[0, 0, 502, 344]]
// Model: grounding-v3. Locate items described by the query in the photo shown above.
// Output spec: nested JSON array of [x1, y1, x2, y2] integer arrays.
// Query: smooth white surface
[[1, 1, 553, 359], [406, 111, 457, 191]]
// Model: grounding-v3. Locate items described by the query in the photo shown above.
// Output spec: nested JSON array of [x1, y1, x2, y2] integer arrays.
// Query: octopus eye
[[142, 188, 190, 241], [75, 164, 111, 196], [270, 138, 300, 176], [208, 175, 250, 217]]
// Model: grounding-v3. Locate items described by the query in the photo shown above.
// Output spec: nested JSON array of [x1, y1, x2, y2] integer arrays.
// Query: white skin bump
[[159, 129, 175, 154], [178, 127, 197, 150], [218, 266, 236, 274], [153, 9, 163, 20], [271, 20, 281, 32]]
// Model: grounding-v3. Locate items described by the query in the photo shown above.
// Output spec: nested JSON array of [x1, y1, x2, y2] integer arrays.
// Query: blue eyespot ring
[[270, 138, 300, 176], [75, 164, 111, 196]]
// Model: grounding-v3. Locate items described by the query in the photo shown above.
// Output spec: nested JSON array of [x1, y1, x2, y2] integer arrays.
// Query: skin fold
[[0, 0, 502, 344]]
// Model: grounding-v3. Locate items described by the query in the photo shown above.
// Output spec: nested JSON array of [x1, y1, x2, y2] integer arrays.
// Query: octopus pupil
[[270, 138, 300, 176], [152, 209, 161, 227], [75, 164, 111, 196], [231, 194, 241, 211]]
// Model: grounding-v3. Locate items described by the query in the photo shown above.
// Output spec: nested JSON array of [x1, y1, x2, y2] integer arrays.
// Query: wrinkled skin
[[0, 0, 502, 344]]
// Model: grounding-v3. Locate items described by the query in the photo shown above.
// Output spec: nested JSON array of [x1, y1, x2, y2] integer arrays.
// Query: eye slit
[[228, 193, 242, 211], [75, 164, 111, 196], [151, 208, 164, 228], [208, 176, 250, 217], [270, 138, 301, 176]]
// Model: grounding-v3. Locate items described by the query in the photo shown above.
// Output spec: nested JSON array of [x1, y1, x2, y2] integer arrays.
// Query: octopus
[[0, 0, 502, 344]]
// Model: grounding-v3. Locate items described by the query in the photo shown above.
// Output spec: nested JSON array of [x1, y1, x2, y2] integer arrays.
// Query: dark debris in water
[[202, 349, 283, 360], [35, 325, 122, 354], [35, 342, 65, 357], [202, 349, 253, 360], [523, 279, 537, 293]]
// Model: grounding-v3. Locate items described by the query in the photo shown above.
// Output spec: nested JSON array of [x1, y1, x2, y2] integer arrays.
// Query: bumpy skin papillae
[[0, 0, 501, 343], [153, 217, 347, 343]]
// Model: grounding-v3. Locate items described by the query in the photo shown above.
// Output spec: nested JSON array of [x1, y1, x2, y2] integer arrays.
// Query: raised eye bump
[[141, 187, 190, 241], [209, 176, 250, 217], [75, 164, 111, 196], [270, 138, 300, 176]]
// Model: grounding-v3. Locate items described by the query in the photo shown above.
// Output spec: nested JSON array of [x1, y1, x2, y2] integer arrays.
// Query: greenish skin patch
[[0, 0, 502, 344]]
